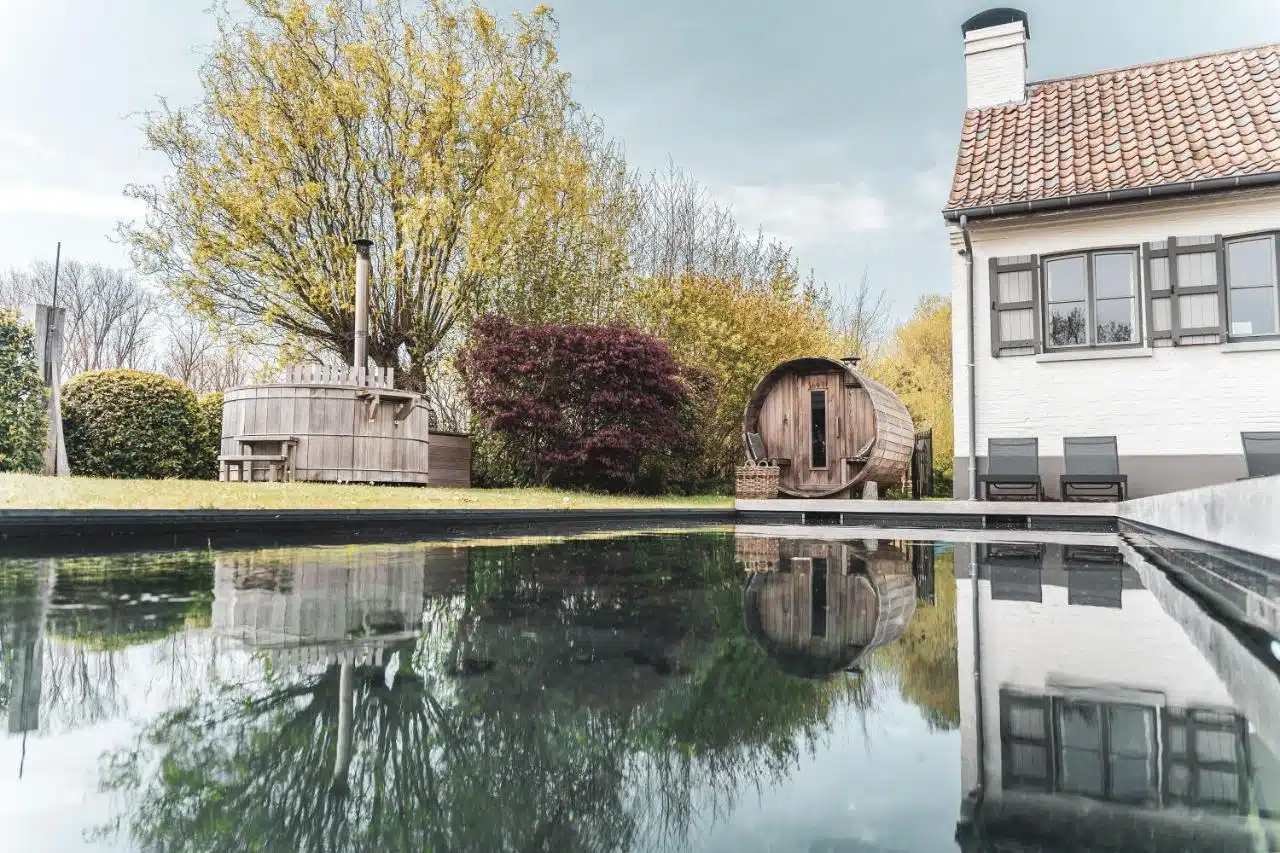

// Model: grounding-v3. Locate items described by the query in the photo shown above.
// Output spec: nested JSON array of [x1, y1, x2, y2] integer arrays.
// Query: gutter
[[959, 215, 978, 500], [942, 170, 1280, 222]]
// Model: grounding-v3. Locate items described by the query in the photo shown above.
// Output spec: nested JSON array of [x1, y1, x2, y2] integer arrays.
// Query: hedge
[[194, 392, 224, 480], [0, 309, 48, 473], [63, 370, 205, 479]]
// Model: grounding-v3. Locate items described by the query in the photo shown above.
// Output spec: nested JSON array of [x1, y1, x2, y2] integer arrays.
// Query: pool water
[[0, 529, 1277, 852]]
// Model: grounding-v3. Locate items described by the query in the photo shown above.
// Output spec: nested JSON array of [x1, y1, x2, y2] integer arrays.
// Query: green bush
[[0, 309, 48, 473], [193, 392, 224, 480], [63, 370, 204, 479]]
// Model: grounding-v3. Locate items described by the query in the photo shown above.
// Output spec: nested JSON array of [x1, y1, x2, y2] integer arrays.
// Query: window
[[1225, 235, 1280, 337], [810, 389, 827, 468], [810, 558, 827, 638], [1000, 690, 1160, 805], [1044, 250, 1139, 348]]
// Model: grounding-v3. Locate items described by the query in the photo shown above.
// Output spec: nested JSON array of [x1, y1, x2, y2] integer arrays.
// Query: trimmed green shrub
[[0, 309, 48, 473], [193, 391, 224, 480], [63, 370, 204, 479]]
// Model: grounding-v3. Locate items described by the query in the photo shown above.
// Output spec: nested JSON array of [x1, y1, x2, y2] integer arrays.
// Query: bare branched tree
[[630, 160, 817, 295], [830, 267, 892, 362], [159, 313, 256, 393], [0, 260, 158, 376]]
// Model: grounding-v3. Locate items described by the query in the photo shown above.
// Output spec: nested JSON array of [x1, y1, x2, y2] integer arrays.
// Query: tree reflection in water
[[64, 534, 960, 852]]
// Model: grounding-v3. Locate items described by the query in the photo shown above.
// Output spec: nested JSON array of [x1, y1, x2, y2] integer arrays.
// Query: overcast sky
[[2, 0, 1280, 318]]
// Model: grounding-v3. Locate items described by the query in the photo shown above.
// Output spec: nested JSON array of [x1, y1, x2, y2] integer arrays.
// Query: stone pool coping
[[0, 507, 736, 555]]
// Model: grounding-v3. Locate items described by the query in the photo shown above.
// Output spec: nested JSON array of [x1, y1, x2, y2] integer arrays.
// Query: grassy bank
[[2, 473, 731, 511]]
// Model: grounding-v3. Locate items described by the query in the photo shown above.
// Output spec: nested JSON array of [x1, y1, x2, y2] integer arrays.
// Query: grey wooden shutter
[[989, 255, 1041, 357], [1167, 235, 1226, 344], [1143, 240, 1175, 345]]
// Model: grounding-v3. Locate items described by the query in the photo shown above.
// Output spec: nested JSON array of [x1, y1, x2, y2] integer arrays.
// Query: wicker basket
[[735, 463, 779, 500]]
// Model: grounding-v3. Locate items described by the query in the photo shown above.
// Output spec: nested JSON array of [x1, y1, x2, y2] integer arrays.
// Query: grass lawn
[[2, 473, 732, 511]]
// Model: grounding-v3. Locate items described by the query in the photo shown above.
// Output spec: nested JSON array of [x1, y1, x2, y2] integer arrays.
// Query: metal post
[[353, 239, 372, 376]]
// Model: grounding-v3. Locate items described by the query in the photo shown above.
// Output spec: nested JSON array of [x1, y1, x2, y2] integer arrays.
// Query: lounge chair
[[1241, 431, 1280, 478], [976, 437, 1043, 501], [746, 431, 791, 468], [1060, 435, 1127, 502]]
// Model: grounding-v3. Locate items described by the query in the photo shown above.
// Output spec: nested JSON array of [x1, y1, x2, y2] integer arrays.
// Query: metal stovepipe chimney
[[353, 238, 372, 374]]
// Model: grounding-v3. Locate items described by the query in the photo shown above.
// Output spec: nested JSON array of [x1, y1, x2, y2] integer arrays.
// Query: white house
[[945, 8, 1280, 499]]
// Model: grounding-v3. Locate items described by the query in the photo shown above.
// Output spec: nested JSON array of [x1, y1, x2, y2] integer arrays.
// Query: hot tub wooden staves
[[743, 356, 914, 498]]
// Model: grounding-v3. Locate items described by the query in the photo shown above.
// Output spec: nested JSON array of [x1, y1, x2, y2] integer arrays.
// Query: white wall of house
[[951, 187, 1280, 497]]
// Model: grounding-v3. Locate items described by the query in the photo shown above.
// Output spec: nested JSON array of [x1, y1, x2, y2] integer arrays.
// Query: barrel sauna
[[221, 366, 430, 484], [743, 356, 914, 498], [742, 538, 917, 679]]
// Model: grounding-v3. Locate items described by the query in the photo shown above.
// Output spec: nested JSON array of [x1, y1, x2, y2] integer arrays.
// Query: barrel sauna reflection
[[741, 537, 917, 679], [743, 356, 914, 498], [221, 367, 430, 484]]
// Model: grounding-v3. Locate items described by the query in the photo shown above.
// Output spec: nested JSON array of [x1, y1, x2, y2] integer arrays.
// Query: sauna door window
[[810, 389, 827, 468]]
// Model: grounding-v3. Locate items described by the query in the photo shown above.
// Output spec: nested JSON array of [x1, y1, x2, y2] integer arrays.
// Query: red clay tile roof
[[946, 44, 1280, 212]]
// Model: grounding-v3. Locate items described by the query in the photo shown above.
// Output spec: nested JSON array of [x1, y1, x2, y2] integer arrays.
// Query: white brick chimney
[[962, 8, 1030, 110]]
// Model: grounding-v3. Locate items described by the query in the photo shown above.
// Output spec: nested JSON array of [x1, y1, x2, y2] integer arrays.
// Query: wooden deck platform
[[735, 498, 1118, 532]]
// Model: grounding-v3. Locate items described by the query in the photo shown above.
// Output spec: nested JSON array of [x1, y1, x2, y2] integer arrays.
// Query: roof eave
[[941, 170, 1280, 223]]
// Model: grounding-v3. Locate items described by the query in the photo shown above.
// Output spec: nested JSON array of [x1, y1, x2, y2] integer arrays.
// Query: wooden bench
[[219, 453, 290, 483]]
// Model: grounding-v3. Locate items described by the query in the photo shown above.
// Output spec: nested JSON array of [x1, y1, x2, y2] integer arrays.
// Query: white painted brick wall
[[951, 189, 1280, 458], [964, 22, 1028, 109]]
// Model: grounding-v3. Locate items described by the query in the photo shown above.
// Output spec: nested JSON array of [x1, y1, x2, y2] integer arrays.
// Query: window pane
[[1149, 256, 1170, 292], [1198, 769, 1241, 805], [1061, 748, 1104, 795], [1096, 297, 1136, 343], [1046, 256, 1087, 302], [1177, 251, 1219, 289], [1110, 757, 1155, 800], [997, 270, 1033, 304], [810, 389, 827, 468], [1168, 763, 1191, 796], [1059, 703, 1102, 749], [1094, 252, 1136, 299], [1108, 706, 1153, 756], [1195, 728, 1237, 763], [1049, 303, 1088, 346], [1227, 236, 1276, 288], [811, 559, 827, 638], [1168, 724, 1187, 756], [1228, 286, 1278, 336]]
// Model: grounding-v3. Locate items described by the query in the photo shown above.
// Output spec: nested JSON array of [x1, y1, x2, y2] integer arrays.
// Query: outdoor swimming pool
[[0, 529, 1277, 852]]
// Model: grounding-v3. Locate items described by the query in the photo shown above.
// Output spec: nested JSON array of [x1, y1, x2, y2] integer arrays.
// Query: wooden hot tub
[[220, 365, 429, 484]]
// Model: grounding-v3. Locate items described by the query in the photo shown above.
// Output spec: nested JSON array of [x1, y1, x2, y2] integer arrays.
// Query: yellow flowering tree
[[631, 273, 834, 485], [123, 0, 632, 388], [870, 295, 953, 477]]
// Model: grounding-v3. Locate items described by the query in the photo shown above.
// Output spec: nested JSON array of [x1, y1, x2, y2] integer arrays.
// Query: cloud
[[0, 185, 145, 219], [717, 183, 890, 246], [0, 128, 58, 161]]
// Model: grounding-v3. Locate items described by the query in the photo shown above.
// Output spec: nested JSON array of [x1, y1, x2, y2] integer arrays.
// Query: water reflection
[[957, 539, 1280, 852], [0, 531, 1276, 851]]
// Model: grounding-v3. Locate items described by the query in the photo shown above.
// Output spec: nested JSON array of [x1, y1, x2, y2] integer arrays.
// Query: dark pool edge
[[0, 507, 737, 556]]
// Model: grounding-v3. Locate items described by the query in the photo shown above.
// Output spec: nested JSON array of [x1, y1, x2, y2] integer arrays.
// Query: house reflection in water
[[956, 539, 1280, 852], [736, 536, 931, 679]]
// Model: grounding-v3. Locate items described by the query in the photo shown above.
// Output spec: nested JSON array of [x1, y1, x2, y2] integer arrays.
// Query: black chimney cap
[[840, 354, 862, 367], [961, 8, 1029, 38], [353, 238, 373, 249]]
